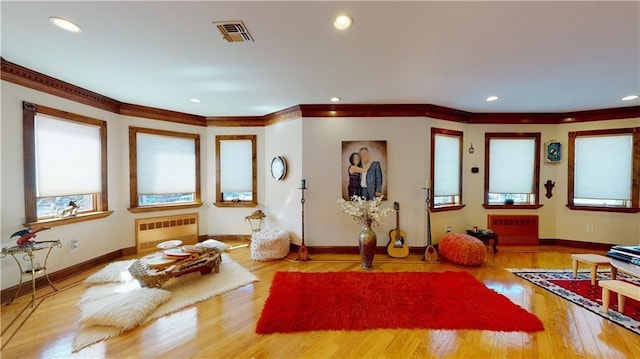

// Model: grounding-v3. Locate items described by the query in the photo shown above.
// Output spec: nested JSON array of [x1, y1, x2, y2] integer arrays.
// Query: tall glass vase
[[359, 221, 377, 269]]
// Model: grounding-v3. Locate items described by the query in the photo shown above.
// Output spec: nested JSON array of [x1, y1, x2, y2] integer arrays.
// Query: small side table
[[1, 240, 62, 307], [570, 253, 614, 285], [466, 230, 499, 253]]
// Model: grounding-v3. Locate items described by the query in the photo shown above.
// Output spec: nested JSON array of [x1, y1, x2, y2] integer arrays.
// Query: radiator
[[135, 213, 199, 254], [487, 215, 539, 245]]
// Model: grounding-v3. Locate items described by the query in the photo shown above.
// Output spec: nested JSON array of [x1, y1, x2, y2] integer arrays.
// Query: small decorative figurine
[[11, 227, 51, 246], [59, 201, 80, 218]]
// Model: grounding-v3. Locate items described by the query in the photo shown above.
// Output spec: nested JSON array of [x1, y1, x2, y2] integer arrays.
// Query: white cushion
[[85, 260, 136, 284], [198, 239, 231, 251], [79, 287, 171, 330]]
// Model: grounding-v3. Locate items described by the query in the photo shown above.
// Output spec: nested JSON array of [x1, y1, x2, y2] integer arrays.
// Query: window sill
[[128, 202, 203, 213], [482, 204, 543, 210], [431, 204, 466, 212], [214, 201, 258, 208], [566, 205, 640, 213], [25, 211, 114, 229]]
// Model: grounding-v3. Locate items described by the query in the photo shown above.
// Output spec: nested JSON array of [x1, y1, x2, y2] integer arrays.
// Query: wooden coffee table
[[129, 246, 222, 288]]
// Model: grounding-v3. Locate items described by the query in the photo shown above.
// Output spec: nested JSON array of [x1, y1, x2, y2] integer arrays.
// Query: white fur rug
[[73, 254, 258, 352]]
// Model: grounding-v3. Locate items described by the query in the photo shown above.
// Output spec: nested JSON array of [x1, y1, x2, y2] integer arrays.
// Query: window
[[23, 102, 111, 226], [129, 127, 201, 212], [484, 133, 542, 208], [430, 128, 464, 211], [215, 135, 257, 207], [568, 128, 640, 213]]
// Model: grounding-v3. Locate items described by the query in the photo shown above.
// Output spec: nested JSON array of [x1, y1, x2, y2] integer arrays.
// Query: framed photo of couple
[[341, 140, 388, 201]]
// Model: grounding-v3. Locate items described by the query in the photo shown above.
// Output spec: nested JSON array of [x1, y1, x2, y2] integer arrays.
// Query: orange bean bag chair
[[439, 233, 486, 266]]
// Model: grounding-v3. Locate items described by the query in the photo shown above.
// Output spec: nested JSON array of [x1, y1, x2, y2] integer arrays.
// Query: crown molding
[[3, 57, 639, 127], [1, 57, 121, 113], [1, 57, 207, 126], [206, 116, 265, 127], [120, 103, 204, 126]]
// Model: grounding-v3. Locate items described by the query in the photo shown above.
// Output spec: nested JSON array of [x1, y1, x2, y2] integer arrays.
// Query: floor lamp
[[297, 179, 310, 261]]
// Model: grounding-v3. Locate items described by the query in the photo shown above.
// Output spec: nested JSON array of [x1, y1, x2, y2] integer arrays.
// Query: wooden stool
[[571, 254, 615, 285], [598, 280, 640, 314]]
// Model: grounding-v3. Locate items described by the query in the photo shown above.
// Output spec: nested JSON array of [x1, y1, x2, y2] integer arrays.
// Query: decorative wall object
[[545, 140, 562, 163], [544, 180, 555, 199], [341, 140, 388, 200], [270, 156, 287, 180]]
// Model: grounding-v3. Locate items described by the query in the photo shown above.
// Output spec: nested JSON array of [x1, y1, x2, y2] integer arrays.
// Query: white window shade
[[219, 140, 253, 193], [575, 134, 632, 200], [434, 134, 460, 196], [489, 138, 535, 194], [35, 114, 102, 197], [137, 133, 196, 194]]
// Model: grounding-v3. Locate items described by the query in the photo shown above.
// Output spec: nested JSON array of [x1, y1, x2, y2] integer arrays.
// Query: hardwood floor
[[1, 244, 639, 358]]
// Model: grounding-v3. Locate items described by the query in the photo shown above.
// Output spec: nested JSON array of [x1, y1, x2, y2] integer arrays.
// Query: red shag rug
[[256, 271, 544, 334], [509, 269, 640, 335]]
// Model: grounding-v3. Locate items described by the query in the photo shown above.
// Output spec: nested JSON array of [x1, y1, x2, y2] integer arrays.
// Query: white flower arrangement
[[337, 195, 393, 227]]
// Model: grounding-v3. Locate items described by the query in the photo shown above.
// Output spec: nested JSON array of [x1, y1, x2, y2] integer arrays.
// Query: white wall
[[2, 79, 638, 290], [1, 81, 208, 289], [555, 118, 640, 244], [302, 117, 454, 247], [264, 119, 303, 243], [301, 116, 640, 247]]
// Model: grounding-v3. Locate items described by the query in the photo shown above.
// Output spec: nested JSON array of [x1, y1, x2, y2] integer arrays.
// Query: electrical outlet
[[69, 239, 79, 253], [585, 225, 594, 234]]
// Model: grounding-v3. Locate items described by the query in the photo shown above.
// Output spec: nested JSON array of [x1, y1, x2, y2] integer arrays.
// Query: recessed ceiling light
[[333, 14, 353, 30], [49, 16, 82, 33], [330, 97, 341, 102], [190, 98, 201, 103], [621, 95, 639, 101], [486, 95, 499, 102]]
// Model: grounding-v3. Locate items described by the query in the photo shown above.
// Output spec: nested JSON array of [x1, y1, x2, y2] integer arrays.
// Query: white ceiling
[[2, 1, 639, 116]]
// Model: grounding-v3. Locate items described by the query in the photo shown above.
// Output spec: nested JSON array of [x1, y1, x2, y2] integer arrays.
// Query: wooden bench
[[571, 253, 615, 285], [598, 280, 640, 314]]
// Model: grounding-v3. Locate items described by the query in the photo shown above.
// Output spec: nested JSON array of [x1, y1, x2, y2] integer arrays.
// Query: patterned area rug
[[508, 269, 640, 335]]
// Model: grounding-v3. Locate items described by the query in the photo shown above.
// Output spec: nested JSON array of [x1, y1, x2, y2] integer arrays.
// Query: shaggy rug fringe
[[74, 254, 258, 352]]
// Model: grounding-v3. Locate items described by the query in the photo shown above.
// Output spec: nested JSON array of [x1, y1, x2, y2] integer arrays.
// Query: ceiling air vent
[[213, 20, 254, 43]]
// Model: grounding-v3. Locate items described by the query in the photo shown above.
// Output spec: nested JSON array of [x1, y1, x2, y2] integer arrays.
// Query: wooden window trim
[[567, 127, 640, 213], [25, 211, 114, 229], [23, 102, 110, 225], [430, 128, 464, 211], [214, 135, 258, 208], [128, 127, 202, 212], [484, 132, 542, 209]]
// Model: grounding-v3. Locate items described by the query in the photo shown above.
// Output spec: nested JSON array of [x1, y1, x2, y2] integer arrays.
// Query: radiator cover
[[487, 214, 539, 245]]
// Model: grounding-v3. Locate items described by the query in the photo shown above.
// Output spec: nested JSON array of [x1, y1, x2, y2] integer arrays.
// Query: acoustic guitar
[[387, 202, 409, 258]]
